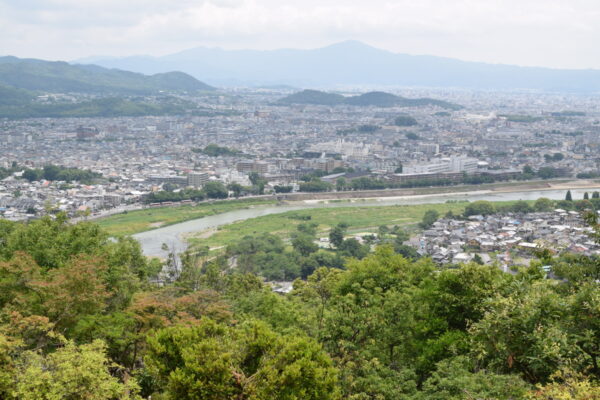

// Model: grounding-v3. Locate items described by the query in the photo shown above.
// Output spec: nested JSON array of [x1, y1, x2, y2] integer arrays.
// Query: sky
[[1, 0, 599, 69]]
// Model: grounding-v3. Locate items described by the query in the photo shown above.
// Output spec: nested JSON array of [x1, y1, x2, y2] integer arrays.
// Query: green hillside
[[278, 89, 462, 110], [0, 56, 215, 94], [0, 84, 34, 106], [0, 96, 232, 119], [277, 89, 346, 106]]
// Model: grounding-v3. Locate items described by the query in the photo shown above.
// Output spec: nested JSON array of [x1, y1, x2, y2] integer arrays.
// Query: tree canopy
[[0, 208, 598, 399]]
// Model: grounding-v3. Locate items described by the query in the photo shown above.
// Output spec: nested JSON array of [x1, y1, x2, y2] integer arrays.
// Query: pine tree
[[593, 191, 600, 199], [565, 190, 573, 201], [583, 192, 589, 200]]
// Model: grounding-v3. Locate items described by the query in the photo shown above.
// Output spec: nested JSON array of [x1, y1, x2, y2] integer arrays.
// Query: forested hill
[[0, 84, 34, 106], [279, 89, 462, 110], [0, 96, 215, 119], [0, 56, 222, 118], [0, 56, 215, 95]]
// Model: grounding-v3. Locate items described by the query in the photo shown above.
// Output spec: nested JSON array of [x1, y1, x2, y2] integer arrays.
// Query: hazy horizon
[[1, 0, 600, 70]]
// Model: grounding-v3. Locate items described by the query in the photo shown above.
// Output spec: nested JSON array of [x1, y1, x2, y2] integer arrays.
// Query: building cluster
[[1, 89, 600, 220], [415, 210, 600, 266]]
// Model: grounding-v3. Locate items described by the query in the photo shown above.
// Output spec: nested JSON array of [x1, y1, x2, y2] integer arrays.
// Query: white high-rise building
[[403, 156, 479, 174], [187, 172, 209, 188]]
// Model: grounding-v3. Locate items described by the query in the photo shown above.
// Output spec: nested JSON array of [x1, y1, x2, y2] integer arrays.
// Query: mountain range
[[278, 90, 462, 110], [77, 41, 600, 92], [0, 56, 214, 95], [0, 57, 218, 118]]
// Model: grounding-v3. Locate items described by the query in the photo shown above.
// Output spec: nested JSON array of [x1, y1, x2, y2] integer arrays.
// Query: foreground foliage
[[0, 213, 598, 399]]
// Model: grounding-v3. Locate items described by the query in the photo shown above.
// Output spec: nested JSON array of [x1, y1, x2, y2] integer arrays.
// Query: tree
[[378, 225, 389, 238], [162, 182, 178, 192], [470, 281, 575, 382], [297, 222, 318, 236], [299, 179, 332, 192], [226, 233, 301, 280], [463, 201, 495, 217], [292, 234, 319, 257], [145, 320, 340, 400], [538, 167, 561, 179], [395, 163, 403, 173], [534, 197, 554, 212], [392, 227, 409, 243], [42, 164, 61, 181], [566, 190, 573, 201], [358, 124, 378, 133], [339, 238, 369, 259], [420, 209, 440, 229], [511, 200, 532, 214], [14, 339, 140, 400], [526, 369, 600, 399], [329, 223, 348, 248], [335, 177, 347, 191], [41, 256, 110, 334], [593, 191, 600, 199], [0, 333, 16, 399], [200, 144, 241, 157], [227, 182, 243, 198], [394, 244, 420, 260], [583, 192, 589, 200], [575, 199, 593, 211], [203, 181, 228, 199], [22, 169, 42, 182], [395, 115, 418, 127], [523, 165, 534, 175], [418, 356, 529, 400], [178, 246, 210, 291], [293, 267, 343, 336], [274, 185, 292, 193], [248, 172, 262, 186]]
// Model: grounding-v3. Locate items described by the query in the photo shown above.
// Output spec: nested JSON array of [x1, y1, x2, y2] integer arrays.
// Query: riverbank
[[132, 186, 600, 259], [98, 178, 599, 237], [185, 202, 473, 252], [277, 179, 600, 202], [97, 198, 277, 236]]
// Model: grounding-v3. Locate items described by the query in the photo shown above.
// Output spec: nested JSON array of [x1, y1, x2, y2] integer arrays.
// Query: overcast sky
[[1, 0, 599, 69]]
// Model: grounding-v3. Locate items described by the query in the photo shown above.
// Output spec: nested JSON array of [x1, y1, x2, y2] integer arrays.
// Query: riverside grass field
[[95, 178, 600, 237], [186, 200, 532, 252], [97, 198, 277, 236]]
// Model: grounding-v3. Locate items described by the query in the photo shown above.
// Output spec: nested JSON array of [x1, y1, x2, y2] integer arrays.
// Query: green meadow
[[96, 198, 277, 236], [188, 201, 529, 251]]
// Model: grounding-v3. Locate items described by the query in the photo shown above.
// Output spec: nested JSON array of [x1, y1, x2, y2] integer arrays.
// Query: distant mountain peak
[[66, 43, 600, 92], [322, 40, 374, 49]]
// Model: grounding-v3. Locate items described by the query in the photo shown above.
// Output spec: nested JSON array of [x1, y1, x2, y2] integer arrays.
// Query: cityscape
[[1, 0, 599, 398], [2, 89, 599, 221]]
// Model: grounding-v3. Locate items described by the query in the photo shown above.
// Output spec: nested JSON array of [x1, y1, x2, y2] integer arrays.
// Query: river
[[132, 187, 600, 258]]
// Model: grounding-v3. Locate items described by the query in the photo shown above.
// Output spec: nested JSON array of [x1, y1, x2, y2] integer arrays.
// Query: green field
[[185, 202, 452, 250], [96, 198, 277, 236], [188, 200, 536, 252], [95, 179, 589, 237]]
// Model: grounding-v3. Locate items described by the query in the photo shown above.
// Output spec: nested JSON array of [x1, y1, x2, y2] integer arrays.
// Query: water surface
[[133, 187, 599, 258]]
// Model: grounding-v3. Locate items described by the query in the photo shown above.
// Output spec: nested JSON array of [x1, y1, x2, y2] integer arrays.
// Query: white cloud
[[0, 0, 599, 68]]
